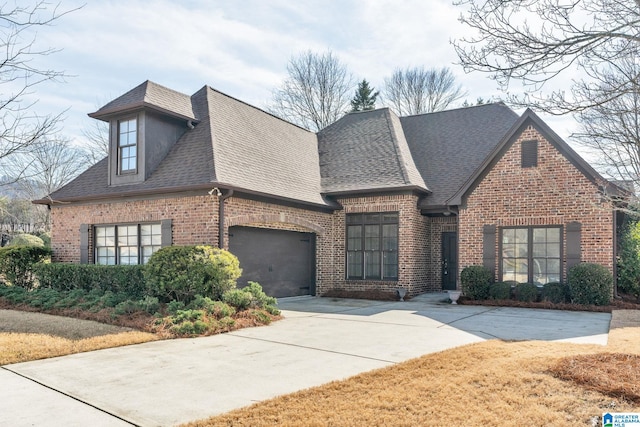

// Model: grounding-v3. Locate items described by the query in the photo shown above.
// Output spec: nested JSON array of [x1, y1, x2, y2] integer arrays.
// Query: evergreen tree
[[350, 79, 379, 112]]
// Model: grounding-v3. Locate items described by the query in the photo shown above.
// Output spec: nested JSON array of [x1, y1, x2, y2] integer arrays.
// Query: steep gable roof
[[46, 83, 333, 208], [205, 87, 328, 206], [401, 103, 519, 209], [89, 80, 197, 122], [318, 108, 429, 194], [446, 108, 627, 206]]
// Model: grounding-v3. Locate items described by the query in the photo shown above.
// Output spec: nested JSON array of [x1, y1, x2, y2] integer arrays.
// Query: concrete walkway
[[0, 293, 611, 426]]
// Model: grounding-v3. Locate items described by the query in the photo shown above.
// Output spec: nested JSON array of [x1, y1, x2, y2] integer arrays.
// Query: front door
[[441, 232, 457, 290]]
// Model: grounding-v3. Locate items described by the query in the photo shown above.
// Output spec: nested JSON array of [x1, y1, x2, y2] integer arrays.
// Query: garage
[[228, 226, 316, 298]]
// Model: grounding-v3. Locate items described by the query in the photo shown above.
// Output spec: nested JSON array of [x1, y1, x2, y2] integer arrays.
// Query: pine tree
[[350, 79, 379, 112]]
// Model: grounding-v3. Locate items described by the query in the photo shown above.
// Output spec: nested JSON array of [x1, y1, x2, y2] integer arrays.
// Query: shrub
[[34, 264, 146, 298], [189, 295, 235, 318], [144, 246, 241, 303], [0, 245, 51, 289], [460, 265, 493, 300], [568, 263, 613, 305], [489, 282, 512, 300], [114, 300, 143, 315], [542, 282, 569, 303], [222, 289, 253, 310], [8, 233, 45, 247], [617, 221, 640, 300], [243, 281, 278, 309], [514, 283, 539, 302], [167, 300, 186, 315], [37, 232, 51, 248]]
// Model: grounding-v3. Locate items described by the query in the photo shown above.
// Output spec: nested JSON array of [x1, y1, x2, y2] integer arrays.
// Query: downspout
[[218, 189, 234, 249]]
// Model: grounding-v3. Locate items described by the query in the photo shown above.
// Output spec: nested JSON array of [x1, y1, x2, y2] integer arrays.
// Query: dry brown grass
[[182, 319, 640, 427], [0, 331, 159, 365]]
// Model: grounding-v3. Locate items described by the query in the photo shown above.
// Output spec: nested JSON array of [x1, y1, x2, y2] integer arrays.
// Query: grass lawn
[[182, 311, 640, 427]]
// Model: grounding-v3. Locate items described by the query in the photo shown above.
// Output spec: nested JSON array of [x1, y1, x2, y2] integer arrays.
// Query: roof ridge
[[400, 102, 510, 119], [383, 109, 411, 186]]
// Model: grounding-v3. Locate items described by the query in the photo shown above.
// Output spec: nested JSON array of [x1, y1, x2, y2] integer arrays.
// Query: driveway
[[0, 293, 611, 426]]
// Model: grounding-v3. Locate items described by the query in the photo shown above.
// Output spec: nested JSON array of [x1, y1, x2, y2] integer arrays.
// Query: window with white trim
[[95, 223, 161, 265], [346, 213, 398, 280], [501, 226, 561, 284]]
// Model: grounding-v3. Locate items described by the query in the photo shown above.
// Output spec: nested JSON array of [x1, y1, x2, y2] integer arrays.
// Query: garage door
[[228, 226, 316, 298]]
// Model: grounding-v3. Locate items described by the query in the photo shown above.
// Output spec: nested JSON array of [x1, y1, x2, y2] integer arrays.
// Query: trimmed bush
[[0, 245, 51, 289], [542, 282, 569, 303], [8, 233, 45, 247], [144, 246, 241, 303], [617, 221, 640, 299], [514, 282, 539, 302], [460, 265, 493, 300], [568, 263, 613, 306], [34, 263, 146, 298], [489, 282, 512, 300]]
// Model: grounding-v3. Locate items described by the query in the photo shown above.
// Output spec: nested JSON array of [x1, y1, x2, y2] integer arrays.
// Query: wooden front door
[[441, 232, 458, 290]]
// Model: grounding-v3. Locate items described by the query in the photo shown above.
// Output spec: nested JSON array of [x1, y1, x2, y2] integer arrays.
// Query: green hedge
[[542, 282, 569, 303], [460, 265, 493, 300], [144, 245, 241, 303], [568, 263, 613, 306], [489, 282, 512, 300], [33, 263, 146, 299], [514, 282, 539, 302], [0, 245, 51, 289]]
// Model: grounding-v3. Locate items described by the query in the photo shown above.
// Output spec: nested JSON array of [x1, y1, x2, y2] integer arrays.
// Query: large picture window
[[501, 226, 561, 284], [346, 213, 398, 280], [95, 223, 161, 265], [118, 118, 137, 173]]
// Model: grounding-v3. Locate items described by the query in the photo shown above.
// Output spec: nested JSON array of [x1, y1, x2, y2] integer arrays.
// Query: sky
[[19, 0, 580, 152]]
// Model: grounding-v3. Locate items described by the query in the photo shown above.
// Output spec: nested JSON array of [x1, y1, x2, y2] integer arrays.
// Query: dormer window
[[118, 118, 137, 173]]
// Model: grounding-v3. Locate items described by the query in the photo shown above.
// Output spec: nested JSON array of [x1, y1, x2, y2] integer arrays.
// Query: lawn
[[182, 310, 640, 427]]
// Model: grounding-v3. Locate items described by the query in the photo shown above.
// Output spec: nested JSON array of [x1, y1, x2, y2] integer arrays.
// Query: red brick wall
[[458, 124, 614, 282], [331, 194, 432, 296], [50, 195, 220, 263], [49, 192, 435, 296]]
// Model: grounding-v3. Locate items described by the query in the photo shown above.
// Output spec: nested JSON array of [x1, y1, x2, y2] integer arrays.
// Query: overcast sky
[[25, 0, 578, 152]]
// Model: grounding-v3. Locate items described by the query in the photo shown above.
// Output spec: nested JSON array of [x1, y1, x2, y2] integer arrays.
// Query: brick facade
[[50, 192, 441, 296], [49, 125, 615, 296], [458, 124, 615, 283]]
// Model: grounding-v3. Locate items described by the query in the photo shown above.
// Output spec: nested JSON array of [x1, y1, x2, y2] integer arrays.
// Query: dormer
[[88, 81, 198, 186]]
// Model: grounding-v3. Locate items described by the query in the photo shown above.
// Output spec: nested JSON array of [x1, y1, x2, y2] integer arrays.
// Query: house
[[35, 80, 625, 298]]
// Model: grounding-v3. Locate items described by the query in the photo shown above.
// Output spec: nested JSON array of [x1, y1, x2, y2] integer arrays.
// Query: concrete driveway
[[0, 293, 611, 427]]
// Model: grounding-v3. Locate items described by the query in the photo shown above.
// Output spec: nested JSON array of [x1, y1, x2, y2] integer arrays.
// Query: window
[[118, 118, 137, 173], [346, 213, 398, 280], [501, 226, 561, 284], [95, 223, 161, 265], [521, 139, 538, 168]]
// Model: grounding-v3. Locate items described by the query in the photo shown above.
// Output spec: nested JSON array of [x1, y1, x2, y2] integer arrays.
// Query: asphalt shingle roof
[[318, 108, 428, 194], [50, 84, 328, 207], [89, 80, 197, 121], [400, 103, 520, 207], [46, 83, 531, 210]]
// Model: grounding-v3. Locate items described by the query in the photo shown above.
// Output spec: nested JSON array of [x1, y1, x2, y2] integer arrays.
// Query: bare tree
[[453, 0, 640, 193], [269, 50, 355, 131], [573, 54, 640, 184], [0, 1, 77, 179], [453, 0, 640, 115], [81, 118, 109, 164], [10, 137, 88, 199], [382, 67, 465, 116]]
